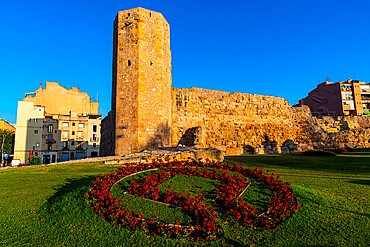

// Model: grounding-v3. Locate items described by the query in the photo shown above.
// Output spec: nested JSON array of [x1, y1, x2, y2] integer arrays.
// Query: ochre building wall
[[23, 81, 99, 116]]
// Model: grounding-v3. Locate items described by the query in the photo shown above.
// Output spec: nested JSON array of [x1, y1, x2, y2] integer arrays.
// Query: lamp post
[[1, 134, 5, 167]]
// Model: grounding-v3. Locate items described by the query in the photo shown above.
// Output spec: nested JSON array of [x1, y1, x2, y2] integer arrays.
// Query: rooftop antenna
[[97, 93, 99, 102], [352, 73, 356, 79], [345, 71, 348, 80]]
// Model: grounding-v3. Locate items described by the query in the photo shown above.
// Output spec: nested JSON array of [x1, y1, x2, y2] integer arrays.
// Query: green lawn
[[0, 149, 369, 246]]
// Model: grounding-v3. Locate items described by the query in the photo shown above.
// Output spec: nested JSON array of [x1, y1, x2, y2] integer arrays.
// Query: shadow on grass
[[347, 180, 370, 185], [326, 205, 370, 218], [38, 175, 103, 230], [226, 153, 370, 174], [38, 175, 248, 246]]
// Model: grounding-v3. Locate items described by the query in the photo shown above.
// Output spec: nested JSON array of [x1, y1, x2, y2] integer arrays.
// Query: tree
[[0, 129, 15, 154]]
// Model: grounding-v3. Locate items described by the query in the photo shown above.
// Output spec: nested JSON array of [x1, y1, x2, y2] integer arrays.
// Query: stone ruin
[[100, 7, 370, 157]]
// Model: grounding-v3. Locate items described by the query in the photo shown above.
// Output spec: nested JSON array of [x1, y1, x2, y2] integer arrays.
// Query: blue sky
[[1, 0, 369, 124]]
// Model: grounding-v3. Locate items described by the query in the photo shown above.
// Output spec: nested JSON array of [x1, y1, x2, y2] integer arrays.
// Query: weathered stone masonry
[[101, 8, 171, 156], [101, 7, 370, 156]]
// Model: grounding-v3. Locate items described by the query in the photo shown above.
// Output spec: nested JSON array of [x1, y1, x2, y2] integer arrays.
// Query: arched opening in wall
[[128, 13, 130, 17], [128, 60, 131, 66], [150, 61, 153, 66], [150, 12, 152, 17]]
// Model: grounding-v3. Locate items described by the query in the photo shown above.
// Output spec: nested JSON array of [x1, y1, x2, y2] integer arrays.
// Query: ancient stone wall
[[101, 8, 370, 157], [100, 111, 115, 156], [171, 87, 327, 155]]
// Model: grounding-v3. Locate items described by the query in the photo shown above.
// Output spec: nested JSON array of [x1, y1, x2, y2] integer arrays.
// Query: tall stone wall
[[100, 111, 115, 156], [171, 87, 327, 155]]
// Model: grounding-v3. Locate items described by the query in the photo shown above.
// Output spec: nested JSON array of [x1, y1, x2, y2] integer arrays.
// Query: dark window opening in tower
[[128, 13, 130, 16], [150, 12, 152, 17], [150, 61, 153, 66], [128, 60, 131, 66]]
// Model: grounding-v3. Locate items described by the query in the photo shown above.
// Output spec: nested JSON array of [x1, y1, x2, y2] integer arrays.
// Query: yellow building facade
[[14, 82, 101, 164], [14, 102, 45, 162]]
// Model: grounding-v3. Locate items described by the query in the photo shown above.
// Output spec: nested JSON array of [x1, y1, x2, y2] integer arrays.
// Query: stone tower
[[111, 7, 172, 156]]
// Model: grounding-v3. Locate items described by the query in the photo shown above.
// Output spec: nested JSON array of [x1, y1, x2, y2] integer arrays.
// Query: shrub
[[301, 150, 336, 157], [28, 156, 41, 165], [331, 148, 346, 154]]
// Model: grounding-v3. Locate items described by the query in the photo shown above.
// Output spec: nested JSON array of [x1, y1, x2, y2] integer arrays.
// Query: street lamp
[[1, 134, 5, 167]]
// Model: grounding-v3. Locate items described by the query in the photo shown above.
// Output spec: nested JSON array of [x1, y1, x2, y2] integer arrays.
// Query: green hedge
[[301, 150, 336, 156]]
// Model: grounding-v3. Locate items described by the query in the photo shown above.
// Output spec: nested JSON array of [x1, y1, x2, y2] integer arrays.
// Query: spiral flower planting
[[85, 159, 300, 241]]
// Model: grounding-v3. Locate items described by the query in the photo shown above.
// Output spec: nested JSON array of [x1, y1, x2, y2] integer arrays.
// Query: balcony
[[46, 139, 56, 144], [361, 95, 370, 101], [343, 97, 353, 100], [90, 137, 100, 142]]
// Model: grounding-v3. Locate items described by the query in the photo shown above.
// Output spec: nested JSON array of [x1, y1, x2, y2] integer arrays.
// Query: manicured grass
[[0, 150, 369, 246]]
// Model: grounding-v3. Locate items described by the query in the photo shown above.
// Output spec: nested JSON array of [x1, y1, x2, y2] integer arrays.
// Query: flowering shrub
[[85, 159, 299, 241]]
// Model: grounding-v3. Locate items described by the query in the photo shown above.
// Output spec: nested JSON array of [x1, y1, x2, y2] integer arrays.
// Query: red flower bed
[[85, 159, 300, 240]]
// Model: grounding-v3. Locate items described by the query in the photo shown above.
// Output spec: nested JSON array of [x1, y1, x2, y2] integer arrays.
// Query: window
[[48, 134, 53, 143], [36, 143, 40, 147], [93, 125, 97, 133], [62, 131, 69, 139], [48, 145, 52, 151], [62, 141, 68, 150], [72, 131, 75, 135], [71, 141, 75, 146], [34, 119, 38, 123], [78, 123, 84, 128], [77, 131, 83, 139], [92, 134, 97, 141], [48, 124, 53, 133], [62, 122, 69, 127], [128, 60, 131, 66], [93, 143, 97, 147], [34, 130, 38, 134], [72, 122, 75, 126]]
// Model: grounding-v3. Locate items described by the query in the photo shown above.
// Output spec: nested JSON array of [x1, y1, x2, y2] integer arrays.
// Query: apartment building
[[14, 82, 101, 164], [14, 102, 45, 162], [58, 113, 100, 161], [298, 79, 370, 117]]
